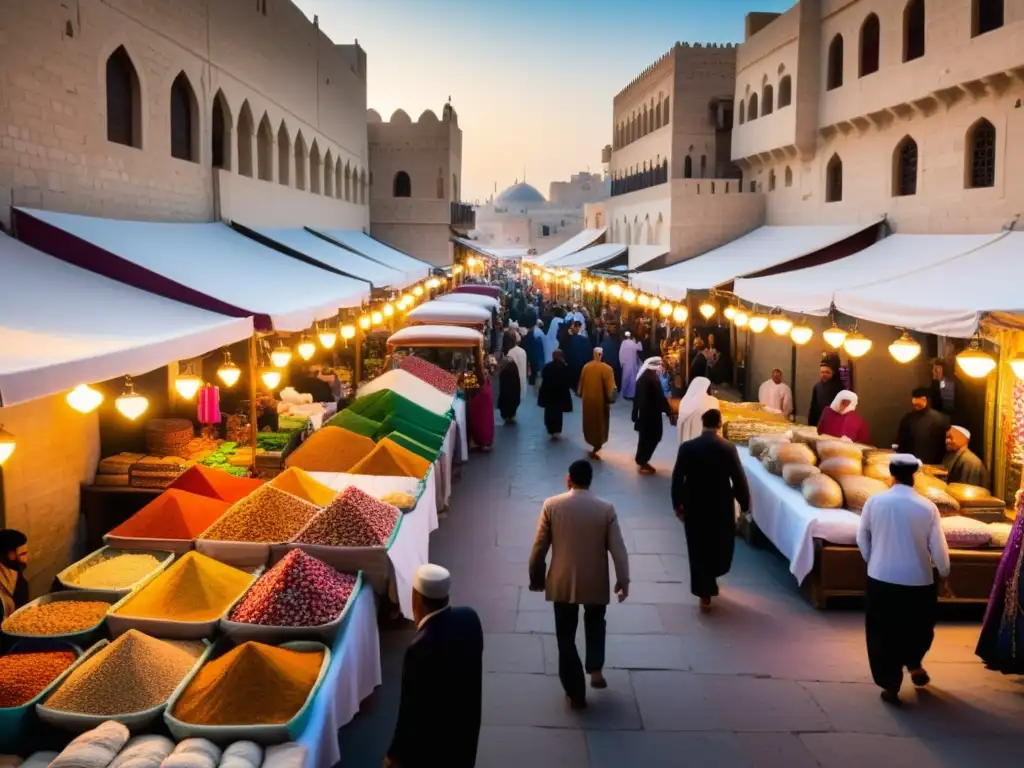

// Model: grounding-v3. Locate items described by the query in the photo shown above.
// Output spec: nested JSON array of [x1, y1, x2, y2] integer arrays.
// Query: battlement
[[614, 41, 738, 104], [366, 104, 458, 126]]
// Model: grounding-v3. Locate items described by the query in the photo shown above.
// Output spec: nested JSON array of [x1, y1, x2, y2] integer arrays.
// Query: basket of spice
[[57, 546, 174, 597], [36, 630, 211, 733], [106, 552, 257, 640], [1, 590, 118, 645], [221, 549, 363, 644], [164, 639, 330, 745], [0, 640, 83, 750]]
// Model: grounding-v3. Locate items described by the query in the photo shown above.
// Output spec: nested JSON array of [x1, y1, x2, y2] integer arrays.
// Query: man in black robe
[[633, 358, 673, 475], [564, 322, 593, 392], [386, 564, 483, 768], [896, 387, 950, 465], [808, 358, 843, 427], [943, 425, 989, 487], [497, 356, 521, 424], [538, 350, 573, 439], [671, 409, 750, 612]]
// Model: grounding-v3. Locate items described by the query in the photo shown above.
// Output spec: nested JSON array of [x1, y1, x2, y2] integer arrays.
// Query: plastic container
[[193, 539, 272, 569], [35, 639, 212, 733], [163, 639, 331, 745], [0, 639, 84, 751], [219, 571, 364, 644], [57, 546, 174, 597], [1, 590, 118, 646]]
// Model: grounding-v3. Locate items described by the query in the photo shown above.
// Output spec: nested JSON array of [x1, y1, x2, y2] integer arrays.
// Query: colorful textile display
[[976, 493, 1024, 674], [197, 385, 222, 425]]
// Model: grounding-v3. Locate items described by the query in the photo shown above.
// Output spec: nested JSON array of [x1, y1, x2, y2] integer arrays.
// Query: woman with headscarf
[[817, 390, 872, 444], [538, 349, 573, 439], [677, 376, 719, 444], [467, 376, 495, 451], [632, 357, 674, 474], [618, 332, 642, 400], [522, 320, 545, 386], [543, 311, 565, 365]]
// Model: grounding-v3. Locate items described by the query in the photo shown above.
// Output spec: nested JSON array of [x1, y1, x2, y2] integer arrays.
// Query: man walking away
[[529, 460, 630, 710], [857, 454, 952, 705], [386, 564, 483, 768], [633, 357, 673, 474], [578, 348, 617, 459], [538, 349, 573, 439], [671, 409, 750, 613]]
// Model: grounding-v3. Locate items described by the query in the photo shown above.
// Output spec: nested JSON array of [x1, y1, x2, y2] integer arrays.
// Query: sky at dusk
[[295, 0, 792, 204]]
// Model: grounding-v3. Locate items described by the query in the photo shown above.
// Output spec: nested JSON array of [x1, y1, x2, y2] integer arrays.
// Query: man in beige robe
[[577, 348, 616, 458]]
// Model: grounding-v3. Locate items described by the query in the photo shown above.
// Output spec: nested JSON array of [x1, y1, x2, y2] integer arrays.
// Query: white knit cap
[[951, 425, 971, 441], [413, 564, 451, 599], [889, 453, 922, 469]]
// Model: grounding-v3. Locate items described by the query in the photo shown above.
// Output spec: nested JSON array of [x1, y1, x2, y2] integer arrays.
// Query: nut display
[[292, 486, 399, 548]]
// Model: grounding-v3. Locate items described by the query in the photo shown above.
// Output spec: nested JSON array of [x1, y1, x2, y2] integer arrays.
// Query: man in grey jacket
[[528, 460, 630, 709]]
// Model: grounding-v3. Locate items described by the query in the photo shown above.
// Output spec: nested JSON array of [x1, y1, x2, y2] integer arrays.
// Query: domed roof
[[496, 182, 546, 206]]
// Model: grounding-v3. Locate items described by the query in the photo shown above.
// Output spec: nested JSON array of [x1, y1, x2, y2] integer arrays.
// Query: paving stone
[[515, 610, 555, 634], [631, 528, 689, 555], [482, 670, 641, 730], [476, 726, 589, 768], [587, 731, 820, 768], [799, 733, 941, 768], [483, 633, 546, 674]]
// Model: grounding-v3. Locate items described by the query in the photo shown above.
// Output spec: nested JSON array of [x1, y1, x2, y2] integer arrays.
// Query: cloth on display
[[976, 493, 1024, 674]]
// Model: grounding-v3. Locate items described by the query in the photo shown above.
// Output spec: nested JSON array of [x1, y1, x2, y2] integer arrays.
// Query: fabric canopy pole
[[248, 333, 259, 475]]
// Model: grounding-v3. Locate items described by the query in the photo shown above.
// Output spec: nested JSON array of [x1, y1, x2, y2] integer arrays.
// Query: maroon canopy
[[453, 285, 501, 299]]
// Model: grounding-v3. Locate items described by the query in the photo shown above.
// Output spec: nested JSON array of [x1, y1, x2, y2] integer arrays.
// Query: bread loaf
[[817, 440, 866, 462], [838, 475, 888, 512], [783, 463, 820, 488], [770, 442, 817, 466], [802, 474, 844, 509], [864, 462, 890, 482], [913, 472, 947, 493], [917, 485, 960, 516], [749, 434, 789, 460], [819, 457, 863, 480], [945, 483, 1002, 508]]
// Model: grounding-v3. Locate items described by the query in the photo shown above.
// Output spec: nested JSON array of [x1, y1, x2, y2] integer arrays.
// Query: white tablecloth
[[740, 448, 861, 583], [436, 421, 455, 509], [297, 585, 382, 768], [453, 397, 468, 463]]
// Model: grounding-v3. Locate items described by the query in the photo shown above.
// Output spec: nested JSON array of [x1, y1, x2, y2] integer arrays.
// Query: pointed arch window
[[170, 72, 197, 162], [748, 93, 759, 120], [106, 46, 141, 148], [309, 141, 322, 194], [738, 100, 745, 125], [294, 133, 308, 190], [784, 166, 793, 188], [972, 0, 1004, 37], [778, 76, 792, 108], [762, 84, 774, 116], [257, 115, 274, 181], [393, 171, 412, 198], [893, 136, 918, 196], [237, 102, 254, 178], [700, 155, 707, 178], [277, 122, 290, 186], [827, 35, 844, 90], [859, 15, 881, 77], [966, 119, 996, 189], [663, 96, 670, 126], [826, 154, 843, 202], [903, 0, 925, 62], [683, 155, 693, 179], [344, 163, 352, 201], [323, 150, 334, 196], [768, 169, 776, 191], [211, 91, 232, 170]]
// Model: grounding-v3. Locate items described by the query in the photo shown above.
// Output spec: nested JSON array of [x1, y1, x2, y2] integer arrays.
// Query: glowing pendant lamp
[[260, 368, 282, 390], [383, 303, 395, 318], [956, 339, 996, 379], [66, 384, 103, 414], [637, 294, 650, 307], [318, 329, 338, 349], [371, 311, 384, 326], [659, 302, 673, 317], [174, 370, 203, 400], [790, 324, 814, 345], [297, 336, 317, 361], [699, 301, 716, 319], [466, 257, 477, 268], [0, 426, 15, 466], [115, 377, 149, 421], [733, 309, 749, 328], [427, 277, 441, 289], [747, 314, 769, 333], [822, 323, 848, 349], [609, 284, 623, 298], [888, 331, 921, 364], [723, 305, 738, 321], [622, 288, 637, 304], [217, 352, 241, 387], [672, 307, 688, 323], [1009, 355, 1024, 380], [843, 331, 873, 358], [358, 315, 371, 330], [341, 325, 356, 341], [531, 268, 540, 277], [413, 285, 425, 297], [270, 343, 292, 368], [649, 297, 661, 310], [769, 315, 793, 336]]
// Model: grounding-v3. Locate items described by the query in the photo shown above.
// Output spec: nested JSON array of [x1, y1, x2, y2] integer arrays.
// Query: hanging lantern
[[1009, 355, 1024, 380], [402, 293, 414, 305], [769, 315, 793, 336], [790, 324, 814, 345], [649, 297, 662, 310], [609, 284, 623, 298], [747, 314, 769, 333], [427, 277, 441, 289], [843, 331, 873, 358], [371, 311, 384, 326], [956, 339, 996, 379], [672, 306, 688, 323], [296, 336, 317, 361], [260, 368, 282, 390], [270, 343, 292, 368], [598, 281, 608, 293], [174, 370, 203, 400], [659, 302, 673, 318], [584, 280, 595, 292], [822, 323, 847, 349], [888, 331, 921, 364], [622, 288, 637, 303], [723, 305, 738, 321], [217, 353, 241, 388], [466, 257, 478, 267], [733, 309, 749, 328], [318, 329, 337, 349], [699, 301, 716, 319], [637, 294, 650, 307], [0, 426, 15, 466], [358, 315, 371, 330], [66, 384, 104, 414], [531, 268, 540, 277], [383, 303, 395, 317], [115, 377, 149, 421], [413, 285, 424, 297], [341, 325, 356, 340], [453, 264, 465, 274], [570, 272, 582, 284]]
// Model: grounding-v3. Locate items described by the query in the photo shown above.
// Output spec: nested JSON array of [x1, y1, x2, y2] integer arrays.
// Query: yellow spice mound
[[68, 553, 162, 590], [269, 467, 338, 507], [114, 551, 252, 622]]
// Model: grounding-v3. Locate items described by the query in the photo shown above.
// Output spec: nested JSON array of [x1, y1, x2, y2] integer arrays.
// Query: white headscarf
[[830, 390, 858, 413], [636, 356, 664, 382], [677, 376, 713, 424]]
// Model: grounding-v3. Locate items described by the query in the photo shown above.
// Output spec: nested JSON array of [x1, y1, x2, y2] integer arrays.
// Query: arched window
[[654, 213, 664, 245], [859, 15, 881, 77], [784, 166, 793, 187], [237, 101, 254, 178], [294, 132, 307, 190], [642, 107, 649, 135], [309, 140, 322, 194], [323, 150, 334, 196], [762, 84, 774, 116], [343, 163, 352, 201], [893, 136, 918, 196], [827, 35, 844, 90], [436, 168, 444, 199], [966, 118, 996, 188], [211, 90, 232, 170], [654, 102, 662, 130], [903, 0, 925, 62], [738, 100, 745, 125], [393, 170, 412, 197], [683, 155, 693, 178], [106, 46, 141, 148], [748, 93, 759, 120], [768, 169, 776, 191], [359, 169, 367, 204], [335, 158, 343, 199], [700, 155, 707, 178], [778, 76, 792, 108], [256, 114, 273, 181], [826, 154, 843, 202], [541, 225, 550, 237], [663, 96, 670, 125], [277, 122, 290, 186], [973, 0, 1004, 37], [169, 72, 197, 162]]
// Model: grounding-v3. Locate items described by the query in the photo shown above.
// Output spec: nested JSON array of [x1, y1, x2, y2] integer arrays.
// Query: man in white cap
[[386, 564, 483, 768], [943, 425, 988, 487], [857, 454, 952, 705]]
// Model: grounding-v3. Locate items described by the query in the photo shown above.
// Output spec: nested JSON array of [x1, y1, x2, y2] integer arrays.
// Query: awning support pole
[[248, 333, 259, 476]]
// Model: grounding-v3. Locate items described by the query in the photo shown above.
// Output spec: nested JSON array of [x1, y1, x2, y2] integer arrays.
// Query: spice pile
[[0, 648, 77, 707], [400, 356, 458, 395], [325, 409, 381, 439], [171, 641, 324, 726], [378, 490, 416, 510], [2, 599, 109, 636], [113, 551, 253, 622], [293, 486, 399, 548], [44, 630, 203, 715], [284, 426, 375, 473], [198, 485, 320, 544], [64, 551, 164, 591], [230, 550, 357, 627], [168, 465, 264, 503], [108, 489, 229, 541], [350, 438, 431, 479]]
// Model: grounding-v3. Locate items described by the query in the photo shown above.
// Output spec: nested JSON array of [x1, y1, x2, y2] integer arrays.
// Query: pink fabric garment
[[817, 407, 871, 445], [468, 378, 495, 447], [197, 385, 221, 425]]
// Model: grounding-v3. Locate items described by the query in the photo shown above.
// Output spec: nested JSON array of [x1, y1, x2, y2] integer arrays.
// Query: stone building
[[366, 103, 468, 267], [733, 0, 1024, 234], [548, 171, 609, 209], [471, 178, 594, 252], [606, 42, 765, 267]]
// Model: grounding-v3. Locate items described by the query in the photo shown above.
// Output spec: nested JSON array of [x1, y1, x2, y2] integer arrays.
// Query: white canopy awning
[[529, 228, 606, 266], [435, 293, 500, 309], [388, 325, 483, 348], [406, 301, 491, 325], [734, 233, 1004, 316], [0, 232, 252, 407], [832, 231, 1024, 338], [16, 208, 368, 332], [454, 238, 527, 260], [357, 369, 455, 415], [631, 221, 883, 300], [244, 226, 407, 289], [548, 243, 628, 269], [628, 244, 670, 270], [309, 229, 431, 284]]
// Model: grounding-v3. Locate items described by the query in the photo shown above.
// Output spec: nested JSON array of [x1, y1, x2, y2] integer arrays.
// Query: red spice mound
[[169, 465, 264, 503], [292, 486, 399, 547], [109, 489, 230, 540], [229, 549, 357, 627], [0, 649, 77, 707], [399, 356, 458, 395]]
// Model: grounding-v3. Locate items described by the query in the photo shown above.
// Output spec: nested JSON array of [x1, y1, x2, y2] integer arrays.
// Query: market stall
[[405, 300, 492, 328]]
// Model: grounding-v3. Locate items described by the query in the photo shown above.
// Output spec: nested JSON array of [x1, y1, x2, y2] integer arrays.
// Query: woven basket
[[145, 419, 195, 457], [724, 419, 792, 445]]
